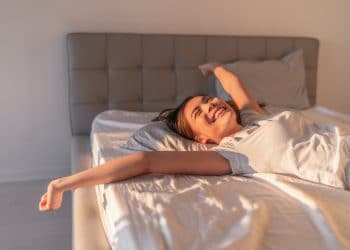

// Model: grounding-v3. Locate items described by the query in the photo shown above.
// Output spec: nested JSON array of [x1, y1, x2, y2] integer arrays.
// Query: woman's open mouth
[[212, 107, 226, 122]]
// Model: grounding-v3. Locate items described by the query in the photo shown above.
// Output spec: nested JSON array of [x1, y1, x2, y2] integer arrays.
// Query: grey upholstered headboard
[[67, 33, 319, 135]]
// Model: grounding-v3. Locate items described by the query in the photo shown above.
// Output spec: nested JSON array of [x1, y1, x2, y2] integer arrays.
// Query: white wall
[[0, 0, 349, 182]]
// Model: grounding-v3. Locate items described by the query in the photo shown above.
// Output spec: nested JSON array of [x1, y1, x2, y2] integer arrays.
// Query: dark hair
[[152, 96, 195, 140], [152, 96, 242, 140]]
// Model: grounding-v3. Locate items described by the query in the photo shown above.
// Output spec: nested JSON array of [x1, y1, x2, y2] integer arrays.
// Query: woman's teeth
[[213, 107, 225, 121]]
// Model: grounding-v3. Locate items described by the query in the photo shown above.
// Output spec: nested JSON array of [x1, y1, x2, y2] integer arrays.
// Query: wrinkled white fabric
[[91, 107, 350, 250], [126, 121, 214, 152], [214, 108, 350, 189]]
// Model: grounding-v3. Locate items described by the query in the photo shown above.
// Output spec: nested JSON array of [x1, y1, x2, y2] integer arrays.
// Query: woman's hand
[[198, 62, 221, 76], [39, 179, 64, 212]]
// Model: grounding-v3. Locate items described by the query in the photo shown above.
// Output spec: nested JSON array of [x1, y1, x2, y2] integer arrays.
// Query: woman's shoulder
[[240, 105, 308, 126], [239, 104, 266, 126]]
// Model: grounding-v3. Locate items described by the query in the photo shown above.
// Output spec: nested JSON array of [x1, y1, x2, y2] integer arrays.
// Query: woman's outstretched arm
[[199, 63, 265, 115], [39, 151, 231, 212]]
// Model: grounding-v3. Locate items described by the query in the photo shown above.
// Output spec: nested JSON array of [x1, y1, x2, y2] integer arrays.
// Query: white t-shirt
[[213, 107, 350, 190]]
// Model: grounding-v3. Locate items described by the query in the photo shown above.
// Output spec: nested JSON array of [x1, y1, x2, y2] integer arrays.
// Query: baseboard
[[0, 166, 71, 183]]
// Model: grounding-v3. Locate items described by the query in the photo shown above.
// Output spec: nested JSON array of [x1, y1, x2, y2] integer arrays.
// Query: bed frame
[[67, 33, 319, 250]]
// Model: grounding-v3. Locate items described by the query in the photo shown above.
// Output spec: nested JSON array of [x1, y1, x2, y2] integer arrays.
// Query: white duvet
[[91, 106, 350, 250]]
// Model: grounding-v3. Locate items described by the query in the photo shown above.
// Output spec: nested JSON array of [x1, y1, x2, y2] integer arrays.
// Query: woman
[[39, 63, 349, 212]]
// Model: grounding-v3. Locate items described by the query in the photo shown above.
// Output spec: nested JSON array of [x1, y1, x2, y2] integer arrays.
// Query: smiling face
[[183, 96, 242, 144]]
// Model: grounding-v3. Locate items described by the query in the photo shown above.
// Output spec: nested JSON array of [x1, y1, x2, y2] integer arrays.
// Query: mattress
[[91, 106, 350, 250]]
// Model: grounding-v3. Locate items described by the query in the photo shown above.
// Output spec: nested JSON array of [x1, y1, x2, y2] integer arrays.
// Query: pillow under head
[[215, 49, 310, 109], [126, 121, 214, 151]]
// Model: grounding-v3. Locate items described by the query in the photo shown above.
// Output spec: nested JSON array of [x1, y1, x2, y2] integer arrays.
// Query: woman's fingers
[[40, 193, 47, 201], [38, 182, 64, 212], [198, 65, 210, 76], [39, 192, 50, 211], [39, 199, 47, 211], [198, 62, 221, 76]]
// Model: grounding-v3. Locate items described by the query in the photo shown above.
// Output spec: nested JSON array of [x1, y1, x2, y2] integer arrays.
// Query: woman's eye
[[195, 109, 202, 118], [205, 96, 212, 103]]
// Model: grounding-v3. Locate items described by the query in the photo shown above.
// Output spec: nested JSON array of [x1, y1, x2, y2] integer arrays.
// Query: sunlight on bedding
[[91, 107, 350, 250]]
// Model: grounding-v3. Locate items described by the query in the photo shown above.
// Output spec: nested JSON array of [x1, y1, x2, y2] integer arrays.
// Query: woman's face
[[183, 96, 241, 144]]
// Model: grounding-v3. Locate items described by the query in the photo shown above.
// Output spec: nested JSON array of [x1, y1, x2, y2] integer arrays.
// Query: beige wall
[[0, 0, 349, 181]]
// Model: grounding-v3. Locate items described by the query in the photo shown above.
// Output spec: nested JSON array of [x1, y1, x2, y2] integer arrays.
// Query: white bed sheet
[[91, 107, 350, 250]]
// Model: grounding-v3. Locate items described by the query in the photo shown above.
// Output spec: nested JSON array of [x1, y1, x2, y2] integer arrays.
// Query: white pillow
[[215, 49, 310, 109], [127, 121, 214, 151]]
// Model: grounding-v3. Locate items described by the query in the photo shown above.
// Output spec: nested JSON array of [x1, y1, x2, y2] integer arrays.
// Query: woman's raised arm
[[199, 63, 265, 114], [39, 151, 231, 212]]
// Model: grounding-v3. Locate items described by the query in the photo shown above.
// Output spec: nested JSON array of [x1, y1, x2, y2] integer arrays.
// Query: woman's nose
[[207, 102, 215, 113]]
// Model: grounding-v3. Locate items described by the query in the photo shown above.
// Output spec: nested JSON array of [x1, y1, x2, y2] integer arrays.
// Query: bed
[[67, 33, 350, 250]]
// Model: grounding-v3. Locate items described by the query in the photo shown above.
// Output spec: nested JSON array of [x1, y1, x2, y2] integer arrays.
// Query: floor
[[0, 179, 72, 250]]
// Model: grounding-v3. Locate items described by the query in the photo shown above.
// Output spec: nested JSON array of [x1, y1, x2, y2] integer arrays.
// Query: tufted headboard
[[67, 33, 319, 135]]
